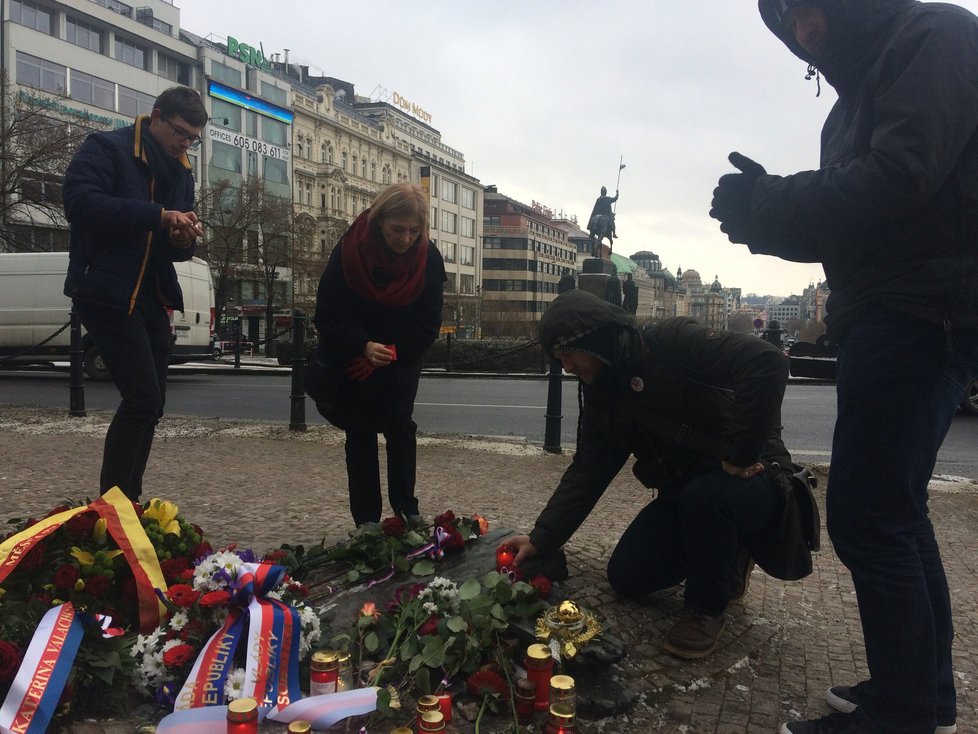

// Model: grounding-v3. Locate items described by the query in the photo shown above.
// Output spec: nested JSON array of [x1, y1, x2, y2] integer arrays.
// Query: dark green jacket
[[530, 291, 792, 555]]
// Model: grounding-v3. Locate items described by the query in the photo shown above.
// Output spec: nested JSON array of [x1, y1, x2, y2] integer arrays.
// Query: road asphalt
[[1, 403, 976, 733]]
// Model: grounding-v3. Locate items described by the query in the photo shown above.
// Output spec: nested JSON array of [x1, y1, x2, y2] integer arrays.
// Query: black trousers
[[607, 469, 779, 615], [76, 299, 170, 501], [343, 363, 423, 525]]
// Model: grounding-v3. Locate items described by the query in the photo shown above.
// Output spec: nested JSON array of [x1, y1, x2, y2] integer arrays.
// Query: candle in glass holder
[[226, 697, 258, 734], [310, 650, 339, 695], [416, 694, 440, 727], [549, 674, 576, 713], [336, 651, 353, 691], [418, 710, 446, 732], [515, 678, 537, 723], [544, 702, 577, 733], [390, 728, 414, 734], [496, 545, 515, 571], [287, 721, 311, 733], [524, 643, 554, 711], [436, 692, 453, 723]]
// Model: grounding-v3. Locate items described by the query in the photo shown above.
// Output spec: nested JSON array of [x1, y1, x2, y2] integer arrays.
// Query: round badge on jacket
[[630, 376, 645, 392]]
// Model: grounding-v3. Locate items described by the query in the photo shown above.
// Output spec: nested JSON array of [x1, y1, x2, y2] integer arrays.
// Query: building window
[[264, 157, 289, 185], [261, 82, 287, 106], [246, 151, 258, 177], [210, 61, 241, 88], [158, 54, 190, 84], [211, 141, 242, 173], [441, 211, 457, 234], [439, 242, 456, 263], [460, 245, 474, 266], [382, 164, 391, 184], [371, 161, 376, 181], [66, 16, 103, 53], [9, 0, 53, 34], [262, 118, 288, 146], [246, 111, 258, 137], [15, 52, 65, 93], [461, 187, 476, 210], [69, 70, 115, 110], [115, 37, 148, 69], [430, 206, 438, 230], [341, 151, 348, 171], [361, 157, 366, 177], [352, 155, 358, 176], [460, 217, 475, 238], [212, 99, 240, 131], [460, 273, 475, 295], [118, 85, 154, 117]]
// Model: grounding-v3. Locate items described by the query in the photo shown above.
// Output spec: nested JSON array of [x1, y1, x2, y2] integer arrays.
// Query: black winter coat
[[312, 240, 445, 430], [530, 292, 793, 556], [63, 117, 196, 314], [749, 0, 978, 339]]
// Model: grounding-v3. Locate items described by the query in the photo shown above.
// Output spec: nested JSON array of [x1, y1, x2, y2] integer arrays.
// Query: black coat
[[750, 0, 978, 339], [312, 241, 445, 430], [63, 117, 196, 314], [530, 291, 793, 556]]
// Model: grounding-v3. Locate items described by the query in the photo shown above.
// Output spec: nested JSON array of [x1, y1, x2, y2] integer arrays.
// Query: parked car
[[213, 335, 254, 358], [962, 377, 978, 415]]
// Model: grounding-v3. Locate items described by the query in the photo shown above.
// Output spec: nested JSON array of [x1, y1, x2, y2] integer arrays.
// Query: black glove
[[710, 152, 766, 242]]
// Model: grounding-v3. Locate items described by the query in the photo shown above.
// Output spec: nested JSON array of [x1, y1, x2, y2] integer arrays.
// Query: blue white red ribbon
[[0, 604, 84, 734]]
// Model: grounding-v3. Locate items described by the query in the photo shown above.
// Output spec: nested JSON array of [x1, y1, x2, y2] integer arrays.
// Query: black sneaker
[[826, 681, 957, 734], [780, 712, 874, 733]]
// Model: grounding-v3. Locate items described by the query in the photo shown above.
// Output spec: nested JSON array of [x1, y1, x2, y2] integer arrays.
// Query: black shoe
[[827, 681, 957, 734], [780, 712, 874, 734], [662, 607, 725, 659]]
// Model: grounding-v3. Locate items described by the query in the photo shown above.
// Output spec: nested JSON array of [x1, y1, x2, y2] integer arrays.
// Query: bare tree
[[254, 192, 293, 356], [0, 82, 108, 252]]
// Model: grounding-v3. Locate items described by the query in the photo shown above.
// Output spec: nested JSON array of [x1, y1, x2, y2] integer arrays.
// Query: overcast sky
[[180, 0, 978, 297]]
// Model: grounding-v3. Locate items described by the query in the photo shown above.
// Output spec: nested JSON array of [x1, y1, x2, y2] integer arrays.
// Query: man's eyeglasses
[[163, 118, 202, 148]]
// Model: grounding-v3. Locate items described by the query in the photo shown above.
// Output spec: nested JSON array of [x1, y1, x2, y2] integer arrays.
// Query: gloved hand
[[709, 152, 766, 241], [344, 356, 375, 381]]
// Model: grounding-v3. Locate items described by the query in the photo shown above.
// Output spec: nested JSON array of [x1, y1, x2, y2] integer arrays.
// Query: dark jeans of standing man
[[76, 299, 171, 501], [827, 310, 978, 734], [607, 470, 779, 614]]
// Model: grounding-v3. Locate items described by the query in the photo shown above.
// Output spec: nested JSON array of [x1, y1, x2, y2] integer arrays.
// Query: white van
[[0, 252, 215, 379]]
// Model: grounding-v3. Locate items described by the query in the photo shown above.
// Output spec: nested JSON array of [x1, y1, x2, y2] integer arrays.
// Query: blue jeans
[[76, 299, 171, 500], [827, 312, 978, 733]]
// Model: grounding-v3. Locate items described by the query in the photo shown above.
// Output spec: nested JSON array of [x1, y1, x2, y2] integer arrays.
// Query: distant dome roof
[[681, 269, 702, 286], [710, 275, 723, 292]]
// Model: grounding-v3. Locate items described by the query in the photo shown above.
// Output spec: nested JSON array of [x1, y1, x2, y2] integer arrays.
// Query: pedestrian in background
[[63, 86, 207, 501], [710, 1, 978, 731], [502, 289, 805, 660], [312, 183, 445, 528]]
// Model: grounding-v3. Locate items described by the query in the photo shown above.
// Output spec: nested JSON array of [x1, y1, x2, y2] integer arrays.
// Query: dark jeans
[[76, 300, 170, 501], [607, 469, 779, 615], [345, 419, 420, 526], [827, 311, 978, 733]]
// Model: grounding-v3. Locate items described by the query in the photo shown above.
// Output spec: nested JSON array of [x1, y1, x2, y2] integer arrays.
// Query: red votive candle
[[437, 692, 453, 722], [496, 545, 515, 571], [524, 643, 554, 711], [226, 697, 258, 734]]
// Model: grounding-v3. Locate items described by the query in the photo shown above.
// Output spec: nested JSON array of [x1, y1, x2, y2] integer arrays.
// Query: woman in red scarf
[[312, 184, 446, 527]]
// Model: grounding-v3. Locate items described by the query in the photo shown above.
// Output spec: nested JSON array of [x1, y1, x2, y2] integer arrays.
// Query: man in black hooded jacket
[[502, 290, 803, 660], [711, 2, 978, 732]]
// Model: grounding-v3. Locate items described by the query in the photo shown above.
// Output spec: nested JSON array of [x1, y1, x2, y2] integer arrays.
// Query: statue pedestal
[[579, 257, 618, 302]]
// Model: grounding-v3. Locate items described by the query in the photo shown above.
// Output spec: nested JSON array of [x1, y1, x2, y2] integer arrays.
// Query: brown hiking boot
[[662, 607, 725, 659]]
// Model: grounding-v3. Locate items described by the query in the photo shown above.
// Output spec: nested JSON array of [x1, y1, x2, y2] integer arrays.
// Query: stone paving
[[2, 404, 977, 733]]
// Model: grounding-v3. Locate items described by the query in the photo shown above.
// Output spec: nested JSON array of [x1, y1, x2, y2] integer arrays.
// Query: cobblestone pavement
[[2, 405, 977, 734]]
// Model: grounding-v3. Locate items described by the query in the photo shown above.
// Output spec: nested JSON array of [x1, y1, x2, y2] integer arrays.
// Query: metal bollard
[[543, 357, 562, 454], [289, 309, 306, 432], [68, 309, 86, 417], [234, 329, 242, 369]]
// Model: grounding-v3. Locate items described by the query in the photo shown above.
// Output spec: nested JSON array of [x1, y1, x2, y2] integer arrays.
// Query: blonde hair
[[367, 183, 429, 239]]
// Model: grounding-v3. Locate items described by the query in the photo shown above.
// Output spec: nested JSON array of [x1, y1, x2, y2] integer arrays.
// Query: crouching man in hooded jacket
[[501, 290, 803, 660]]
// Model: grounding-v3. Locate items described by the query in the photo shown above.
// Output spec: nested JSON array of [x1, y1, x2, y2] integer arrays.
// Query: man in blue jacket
[[63, 86, 208, 501], [711, 2, 978, 733]]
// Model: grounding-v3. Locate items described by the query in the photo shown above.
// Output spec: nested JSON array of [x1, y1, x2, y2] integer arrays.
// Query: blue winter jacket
[[63, 116, 196, 314]]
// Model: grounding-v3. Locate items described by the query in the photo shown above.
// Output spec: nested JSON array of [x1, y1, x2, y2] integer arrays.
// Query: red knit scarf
[[340, 209, 429, 306]]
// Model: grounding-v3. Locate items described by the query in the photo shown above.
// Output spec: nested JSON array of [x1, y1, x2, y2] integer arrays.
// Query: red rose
[[131, 502, 144, 517], [530, 575, 553, 600], [18, 543, 45, 571], [0, 641, 23, 682], [53, 565, 80, 590], [381, 516, 407, 537], [84, 574, 110, 597], [161, 557, 191, 581], [45, 505, 72, 517], [165, 584, 200, 608], [162, 643, 195, 668], [199, 590, 231, 607], [65, 511, 97, 536], [440, 526, 465, 552], [287, 581, 309, 598], [192, 542, 213, 560], [433, 511, 456, 527], [264, 549, 288, 563], [30, 593, 52, 606], [180, 569, 194, 582], [418, 616, 440, 636]]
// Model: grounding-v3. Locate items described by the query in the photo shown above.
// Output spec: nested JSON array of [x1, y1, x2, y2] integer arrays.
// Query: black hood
[[758, 0, 913, 90], [539, 290, 637, 366]]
